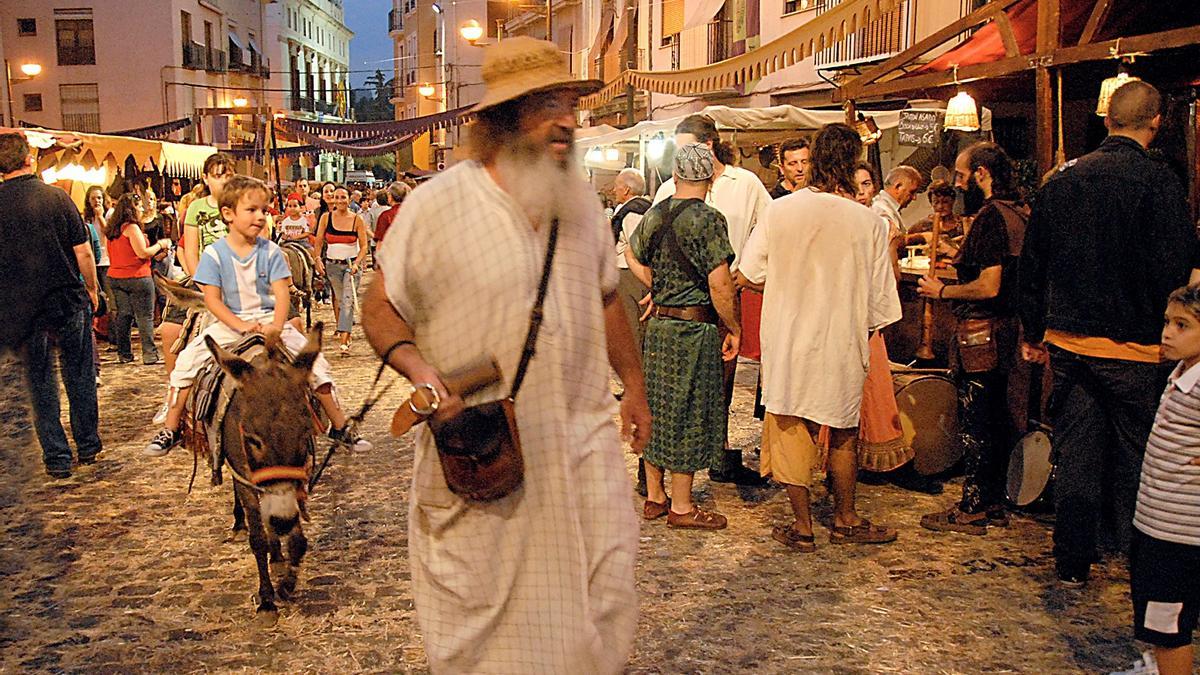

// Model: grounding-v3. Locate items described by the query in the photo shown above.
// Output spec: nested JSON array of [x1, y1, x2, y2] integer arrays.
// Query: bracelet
[[938, 285, 945, 299], [381, 339, 416, 365]]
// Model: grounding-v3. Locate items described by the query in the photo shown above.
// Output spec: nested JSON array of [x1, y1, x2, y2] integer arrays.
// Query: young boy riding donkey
[[146, 174, 369, 621]]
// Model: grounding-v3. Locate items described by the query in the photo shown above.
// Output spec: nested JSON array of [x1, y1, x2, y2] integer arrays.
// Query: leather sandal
[[667, 507, 728, 530], [829, 518, 897, 544], [772, 525, 816, 552], [919, 507, 987, 536], [643, 499, 670, 520]]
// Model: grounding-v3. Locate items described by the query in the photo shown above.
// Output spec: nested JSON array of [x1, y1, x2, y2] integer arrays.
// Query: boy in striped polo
[[144, 175, 369, 456], [1118, 284, 1200, 675]]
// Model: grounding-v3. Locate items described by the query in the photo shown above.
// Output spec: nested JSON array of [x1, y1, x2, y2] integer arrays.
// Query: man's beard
[[954, 177, 986, 216], [493, 136, 587, 226]]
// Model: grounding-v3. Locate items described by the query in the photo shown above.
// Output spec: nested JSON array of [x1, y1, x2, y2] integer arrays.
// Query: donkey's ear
[[206, 335, 255, 381], [293, 322, 324, 374]]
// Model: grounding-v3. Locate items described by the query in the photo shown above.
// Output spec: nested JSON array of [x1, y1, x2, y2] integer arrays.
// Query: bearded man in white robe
[[361, 37, 651, 673]]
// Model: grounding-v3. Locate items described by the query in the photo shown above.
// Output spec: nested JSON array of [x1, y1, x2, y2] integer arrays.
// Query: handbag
[[429, 219, 559, 502], [956, 317, 998, 373]]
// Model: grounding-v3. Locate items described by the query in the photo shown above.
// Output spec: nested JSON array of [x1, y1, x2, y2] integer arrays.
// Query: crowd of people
[[2, 33, 1197, 675]]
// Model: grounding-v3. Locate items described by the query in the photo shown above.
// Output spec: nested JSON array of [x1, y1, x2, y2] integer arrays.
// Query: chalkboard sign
[[898, 110, 941, 148]]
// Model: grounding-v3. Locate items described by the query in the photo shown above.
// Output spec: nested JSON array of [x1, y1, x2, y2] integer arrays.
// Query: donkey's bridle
[[226, 397, 324, 499]]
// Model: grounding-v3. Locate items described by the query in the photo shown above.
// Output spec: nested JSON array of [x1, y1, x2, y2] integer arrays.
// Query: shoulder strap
[[647, 198, 706, 286], [509, 218, 559, 399]]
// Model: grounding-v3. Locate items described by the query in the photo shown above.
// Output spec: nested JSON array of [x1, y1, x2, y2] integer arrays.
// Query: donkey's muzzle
[[269, 513, 299, 536]]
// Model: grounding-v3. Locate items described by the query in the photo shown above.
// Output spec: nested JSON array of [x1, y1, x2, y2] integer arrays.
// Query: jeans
[[109, 276, 158, 362], [1047, 345, 1171, 566], [956, 367, 1013, 513], [325, 260, 359, 334], [25, 306, 102, 470]]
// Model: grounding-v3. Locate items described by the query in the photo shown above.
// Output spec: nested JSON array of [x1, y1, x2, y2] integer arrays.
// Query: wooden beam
[[1079, 0, 1113, 45], [841, 0, 1025, 98], [847, 24, 1200, 100], [1036, 0, 1062, 53], [1035, 66, 1055, 176], [996, 12, 1020, 58]]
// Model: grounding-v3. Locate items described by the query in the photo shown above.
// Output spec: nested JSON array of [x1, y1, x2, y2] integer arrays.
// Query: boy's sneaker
[[328, 425, 372, 451], [144, 429, 182, 457], [1110, 650, 1159, 675]]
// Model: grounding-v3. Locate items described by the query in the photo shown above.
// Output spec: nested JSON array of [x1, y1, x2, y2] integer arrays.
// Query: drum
[[1007, 428, 1054, 508], [892, 370, 961, 476]]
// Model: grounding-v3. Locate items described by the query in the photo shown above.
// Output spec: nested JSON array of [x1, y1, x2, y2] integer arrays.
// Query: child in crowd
[[1116, 284, 1200, 675], [279, 193, 312, 248], [144, 175, 370, 456]]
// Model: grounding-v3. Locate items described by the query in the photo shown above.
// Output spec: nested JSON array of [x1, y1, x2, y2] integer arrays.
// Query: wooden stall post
[[916, 212, 943, 361]]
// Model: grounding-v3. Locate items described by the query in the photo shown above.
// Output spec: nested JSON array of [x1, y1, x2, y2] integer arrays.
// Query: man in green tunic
[[626, 144, 741, 530]]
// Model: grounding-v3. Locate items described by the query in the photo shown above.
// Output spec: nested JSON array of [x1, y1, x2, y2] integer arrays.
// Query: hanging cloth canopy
[[277, 106, 472, 140], [683, 0, 726, 31]]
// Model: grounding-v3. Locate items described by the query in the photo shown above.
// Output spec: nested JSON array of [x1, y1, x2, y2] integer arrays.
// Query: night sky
[[345, 0, 395, 91]]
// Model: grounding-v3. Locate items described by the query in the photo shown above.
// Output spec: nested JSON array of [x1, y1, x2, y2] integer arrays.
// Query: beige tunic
[[739, 189, 902, 428], [376, 161, 637, 674]]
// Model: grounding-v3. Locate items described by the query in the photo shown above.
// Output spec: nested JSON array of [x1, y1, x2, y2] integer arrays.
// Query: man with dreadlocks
[[740, 123, 902, 551]]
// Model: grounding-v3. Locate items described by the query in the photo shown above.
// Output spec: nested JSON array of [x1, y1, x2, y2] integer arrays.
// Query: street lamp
[[459, 19, 484, 44], [232, 96, 249, 108], [418, 83, 436, 98], [5, 60, 43, 127]]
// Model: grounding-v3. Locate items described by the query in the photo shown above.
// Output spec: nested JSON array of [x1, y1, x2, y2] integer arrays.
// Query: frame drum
[[1007, 429, 1053, 507], [892, 371, 961, 476]]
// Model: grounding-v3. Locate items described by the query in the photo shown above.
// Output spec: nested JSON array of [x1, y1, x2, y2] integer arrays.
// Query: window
[[24, 93, 43, 112], [60, 83, 100, 132], [56, 19, 96, 65], [18, 18, 37, 36], [181, 11, 192, 46]]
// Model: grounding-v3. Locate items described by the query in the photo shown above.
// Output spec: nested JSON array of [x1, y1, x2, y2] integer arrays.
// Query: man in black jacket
[[1020, 81, 1200, 587], [0, 132, 101, 479]]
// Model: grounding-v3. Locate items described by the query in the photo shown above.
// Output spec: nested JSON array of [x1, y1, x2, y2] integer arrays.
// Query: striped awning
[[581, 0, 900, 109]]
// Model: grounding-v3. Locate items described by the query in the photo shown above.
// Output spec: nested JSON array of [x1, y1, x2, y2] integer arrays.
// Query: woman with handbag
[[917, 142, 1028, 536]]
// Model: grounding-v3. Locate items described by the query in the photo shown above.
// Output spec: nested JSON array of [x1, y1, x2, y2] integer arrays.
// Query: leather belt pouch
[[956, 317, 998, 373], [430, 398, 523, 502]]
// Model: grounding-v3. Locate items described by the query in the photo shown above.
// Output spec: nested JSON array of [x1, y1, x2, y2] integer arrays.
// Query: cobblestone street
[[0, 301, 1143, 674]]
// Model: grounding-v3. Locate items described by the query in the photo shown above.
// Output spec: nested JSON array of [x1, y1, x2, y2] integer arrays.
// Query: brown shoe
[[920, 506, 987, 536], [772, 525, 816, 552], [643, 499, 670, 520], [667, 507, 727, 530], [829, 518, 897, 544]]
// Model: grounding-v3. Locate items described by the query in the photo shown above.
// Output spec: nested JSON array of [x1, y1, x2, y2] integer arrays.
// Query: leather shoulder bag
[[429, 219, 559, 502]]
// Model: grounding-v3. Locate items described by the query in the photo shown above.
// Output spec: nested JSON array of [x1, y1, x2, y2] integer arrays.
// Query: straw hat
[[472, 36, 602, 113]]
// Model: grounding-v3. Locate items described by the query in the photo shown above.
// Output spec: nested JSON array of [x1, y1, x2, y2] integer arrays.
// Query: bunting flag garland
[[107, 117, 194, 139], [292, 132, 418, 157], [277, 106, 472, 139]]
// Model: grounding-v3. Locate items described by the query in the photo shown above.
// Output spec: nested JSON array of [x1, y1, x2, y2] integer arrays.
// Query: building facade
[[0, 0, 269, 137]]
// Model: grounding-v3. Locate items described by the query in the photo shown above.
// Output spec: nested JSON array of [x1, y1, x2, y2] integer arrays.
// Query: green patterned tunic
[[631, 198, 734, 472]]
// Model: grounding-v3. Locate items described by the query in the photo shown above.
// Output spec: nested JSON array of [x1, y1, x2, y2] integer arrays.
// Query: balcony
[[814, 0, 914, 69], [206, 49, 228, 72], [707, 19, 732, 65], [389, 9, 403, 33], [183, 41, 206, 69], [289, 96, 340, 116]]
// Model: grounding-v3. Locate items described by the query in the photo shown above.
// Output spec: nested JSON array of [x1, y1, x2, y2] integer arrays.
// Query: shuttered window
[[661, 0, 684, 40]]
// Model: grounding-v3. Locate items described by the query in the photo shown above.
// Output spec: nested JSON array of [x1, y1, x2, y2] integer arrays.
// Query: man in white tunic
[[651, 114, 772, 485], [740, 123, 902, 551], [361, 38, 651, 673]]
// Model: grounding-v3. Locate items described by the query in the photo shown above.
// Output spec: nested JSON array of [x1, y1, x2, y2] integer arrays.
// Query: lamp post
[[5, 60, 43, 127]]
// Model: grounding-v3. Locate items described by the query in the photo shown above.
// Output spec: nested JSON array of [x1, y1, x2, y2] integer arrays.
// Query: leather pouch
[[956, 317, 998, 373], [430, 398, 523, 502]]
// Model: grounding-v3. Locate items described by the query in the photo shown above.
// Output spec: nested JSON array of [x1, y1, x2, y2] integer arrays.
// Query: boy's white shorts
[[169, 314, 334, 391]]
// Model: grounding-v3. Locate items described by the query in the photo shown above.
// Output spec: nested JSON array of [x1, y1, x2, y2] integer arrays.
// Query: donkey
[[205, 329, 323, 625]]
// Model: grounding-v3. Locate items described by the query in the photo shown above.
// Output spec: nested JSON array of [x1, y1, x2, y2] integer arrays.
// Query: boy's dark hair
[[218, 175, 269, 213], [1168, 284, 1200, 320], [0, 132, 31, 174]]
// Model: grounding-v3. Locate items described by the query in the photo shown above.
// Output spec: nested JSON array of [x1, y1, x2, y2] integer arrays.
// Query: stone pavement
[[0, 302, 1145, 673]]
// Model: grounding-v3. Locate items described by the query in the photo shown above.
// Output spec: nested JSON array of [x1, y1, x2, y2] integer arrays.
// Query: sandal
[[830, 518, 897, 544], [772, 525, 816, 552], [919, 507, 987, 536], [643, 499, 670, 520], [667, 507, 727, 530]]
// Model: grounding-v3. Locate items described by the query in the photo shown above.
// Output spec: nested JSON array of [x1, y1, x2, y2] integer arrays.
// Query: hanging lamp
[[1097, 42, 1142, 117], [943, 65, 980, 132]]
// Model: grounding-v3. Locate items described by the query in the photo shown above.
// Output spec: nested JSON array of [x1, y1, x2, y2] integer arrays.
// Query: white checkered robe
[[377, 161, 638, 674]]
